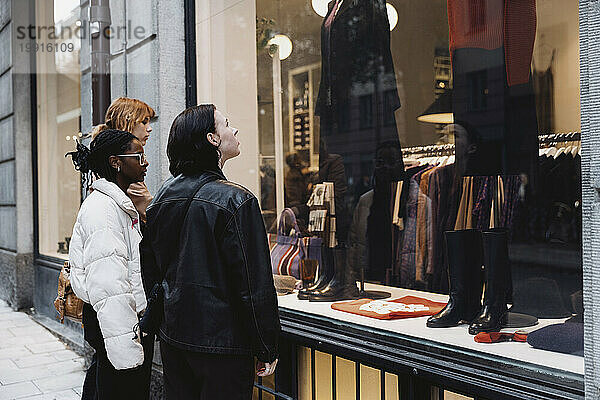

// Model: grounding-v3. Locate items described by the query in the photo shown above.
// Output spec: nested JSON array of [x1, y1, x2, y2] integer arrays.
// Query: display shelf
[[277, 283, 584, 399]]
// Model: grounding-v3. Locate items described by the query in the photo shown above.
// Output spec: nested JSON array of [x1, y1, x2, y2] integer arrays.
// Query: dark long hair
[[66, 129, 138, 182], [167, 104, 220, 176]]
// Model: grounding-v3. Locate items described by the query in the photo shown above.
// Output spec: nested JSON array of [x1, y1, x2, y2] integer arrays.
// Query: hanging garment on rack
[[472, 176, 493, 230], [532, 56, 555, 134], [416, 167, 437, 282], [428, 163, 461, 293], [397, 135, 578, 292], [513, 151, 581, 245], [399, 167, 434, 288], [393, 165, 429, 285], [500, 175, 522, 231]]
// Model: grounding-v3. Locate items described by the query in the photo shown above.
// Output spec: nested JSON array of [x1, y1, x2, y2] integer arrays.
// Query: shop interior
[[257, 0, 583, 368]]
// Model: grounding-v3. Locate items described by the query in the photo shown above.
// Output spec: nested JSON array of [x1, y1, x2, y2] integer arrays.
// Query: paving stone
[[0, 307, 86, 398], [0, 382, 41, 399], [50, 359, 86, 375], [11, 318, 39, 328], [0, 317, 33, 328], [0, 328, 15, 338], [0, 335, 54, 349], [25, 342, 66, 354], [0, 358, 18, 370], [13, 354, 57, 369], [0, 347, 32, 360], [50, 350, 79, 362], [0, 312, 29, 321], [0, 365, 55, 385], [8, 326, 51, 337], [20, 389, 80, 400], [33, 371, 86, 393], [0, 310, 29, 319]]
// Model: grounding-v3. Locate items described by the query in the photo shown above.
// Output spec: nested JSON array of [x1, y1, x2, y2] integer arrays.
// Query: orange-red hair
[[92, 97, 156, 138]]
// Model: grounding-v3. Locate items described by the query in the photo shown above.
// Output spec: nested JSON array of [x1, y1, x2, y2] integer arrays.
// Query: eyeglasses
[[116, 153, 147, 165]]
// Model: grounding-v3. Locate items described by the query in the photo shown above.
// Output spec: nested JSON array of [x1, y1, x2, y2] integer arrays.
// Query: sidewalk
[[0, 301, 86, 400]]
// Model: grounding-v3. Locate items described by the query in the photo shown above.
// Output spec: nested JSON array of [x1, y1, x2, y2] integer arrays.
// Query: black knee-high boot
[[308, 247, 360, 302], [469, 228, 511, 334], [427, 229, 484, 328], [297, 247, 336, 299]]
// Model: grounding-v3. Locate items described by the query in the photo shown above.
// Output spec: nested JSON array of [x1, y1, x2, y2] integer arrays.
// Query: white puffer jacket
[[69, 179, 148, 370]]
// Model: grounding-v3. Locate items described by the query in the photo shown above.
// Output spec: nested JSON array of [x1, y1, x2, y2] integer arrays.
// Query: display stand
[[358, 267, 391, 299]]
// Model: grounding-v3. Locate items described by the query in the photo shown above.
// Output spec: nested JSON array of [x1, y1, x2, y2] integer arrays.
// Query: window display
[[36, 0, 82, 259], [198, 0, 583, 380]]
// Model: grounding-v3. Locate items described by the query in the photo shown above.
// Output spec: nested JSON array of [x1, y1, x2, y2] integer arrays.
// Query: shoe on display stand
[[298, 247, 335, 300], [469, 229, 537, 334], [308, 248, 360, 302], [357, 267, 391, 300], [427, 229, 484, 328]]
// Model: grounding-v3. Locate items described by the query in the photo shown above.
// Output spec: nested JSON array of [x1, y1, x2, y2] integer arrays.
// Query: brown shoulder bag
[[54, 261, 84, 323]]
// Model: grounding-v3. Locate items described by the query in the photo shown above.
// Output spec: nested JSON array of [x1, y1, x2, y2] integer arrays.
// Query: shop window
[[35, 0, 81, 259], [197, 0, 583, 394]]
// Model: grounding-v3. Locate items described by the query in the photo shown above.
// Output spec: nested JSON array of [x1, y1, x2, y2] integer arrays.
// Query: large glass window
[[198, 0, 583, 379], [35, 0, 81, 258], [254, 0, 581, 294]]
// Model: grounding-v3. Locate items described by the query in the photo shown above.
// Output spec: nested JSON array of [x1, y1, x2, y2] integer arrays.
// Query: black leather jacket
[[140, 169, 280, 362]]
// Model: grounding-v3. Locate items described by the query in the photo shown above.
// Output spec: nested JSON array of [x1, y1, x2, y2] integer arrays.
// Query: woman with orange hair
[[92, 97, 156, 224]]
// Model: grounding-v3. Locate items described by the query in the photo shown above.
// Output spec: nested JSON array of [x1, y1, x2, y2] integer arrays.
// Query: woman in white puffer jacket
[[67, 129, 152, 400]]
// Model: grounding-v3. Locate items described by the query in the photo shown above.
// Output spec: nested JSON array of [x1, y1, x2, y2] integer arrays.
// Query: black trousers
[[81, 303, 154, 400], [160, 339, 255, 400]]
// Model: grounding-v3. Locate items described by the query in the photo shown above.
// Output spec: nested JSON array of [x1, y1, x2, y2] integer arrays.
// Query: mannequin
[[448, 0, 538, 178], [430, 0, 540, 332], [316, 0, 404, 221], [308, 0, 404, 301]]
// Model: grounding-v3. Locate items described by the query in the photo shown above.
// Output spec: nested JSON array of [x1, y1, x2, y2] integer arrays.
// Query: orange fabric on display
[[447, 0, 537, 86], [331, 296, 447, 320]]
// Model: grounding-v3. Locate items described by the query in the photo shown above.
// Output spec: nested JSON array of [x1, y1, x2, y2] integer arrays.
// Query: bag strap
[[157, 174, 218, 283], [278, 208, 300, 237]]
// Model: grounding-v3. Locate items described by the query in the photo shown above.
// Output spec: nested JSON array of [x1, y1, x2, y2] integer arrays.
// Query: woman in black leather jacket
[[140, 104, 280, 400]]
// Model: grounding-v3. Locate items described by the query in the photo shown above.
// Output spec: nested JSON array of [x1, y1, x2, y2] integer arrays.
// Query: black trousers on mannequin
[[452, 47, 538, 179], [81, 303, 154, 400], [159, 340, 255, 400]]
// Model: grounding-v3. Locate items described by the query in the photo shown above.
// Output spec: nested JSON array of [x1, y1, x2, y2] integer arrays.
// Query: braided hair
[[66, 129, 139, 182]]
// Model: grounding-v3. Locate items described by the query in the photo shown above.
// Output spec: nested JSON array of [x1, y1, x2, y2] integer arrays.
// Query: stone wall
[[0, 0, 34, 310]]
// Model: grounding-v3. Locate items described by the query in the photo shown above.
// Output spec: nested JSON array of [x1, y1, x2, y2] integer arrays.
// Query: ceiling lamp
[[311, 0, 329, 17], [417, 91, 454, 124], [312, 1, 398, 32], [386, 3, 398, 31], [267, 34, 293, 60]]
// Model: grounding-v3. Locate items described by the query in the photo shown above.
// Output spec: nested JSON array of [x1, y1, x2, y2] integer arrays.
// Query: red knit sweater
[[448, 0, 537, 86]]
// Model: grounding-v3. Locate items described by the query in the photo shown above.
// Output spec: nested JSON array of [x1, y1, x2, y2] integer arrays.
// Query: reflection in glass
[[255, 0, 582, 329], [36, 0, 81, 258]]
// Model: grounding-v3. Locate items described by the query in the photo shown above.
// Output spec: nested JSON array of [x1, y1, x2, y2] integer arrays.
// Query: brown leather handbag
[[54, 261, 84, 323]]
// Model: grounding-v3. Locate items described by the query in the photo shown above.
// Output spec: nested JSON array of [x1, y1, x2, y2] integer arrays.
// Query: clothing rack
[[538, 131, 581, 147], [402, 131, 581, 158], [402, 143, 455, 158]]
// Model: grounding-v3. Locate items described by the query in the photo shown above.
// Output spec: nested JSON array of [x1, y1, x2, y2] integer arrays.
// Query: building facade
[[0, 0, 597, 398]]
